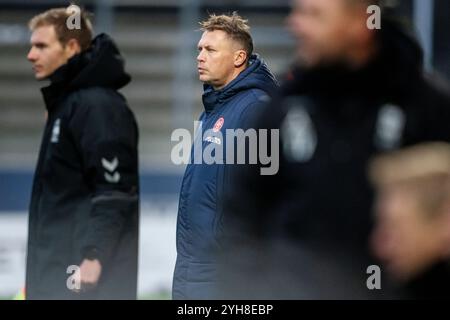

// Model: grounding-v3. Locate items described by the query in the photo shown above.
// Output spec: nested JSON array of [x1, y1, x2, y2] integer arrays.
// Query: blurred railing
[[1, 0, 449, 212], [0, 0, 295, 172]]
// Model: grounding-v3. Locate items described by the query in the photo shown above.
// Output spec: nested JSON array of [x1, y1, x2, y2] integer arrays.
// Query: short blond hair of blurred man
[[370, 143, 450, 299]]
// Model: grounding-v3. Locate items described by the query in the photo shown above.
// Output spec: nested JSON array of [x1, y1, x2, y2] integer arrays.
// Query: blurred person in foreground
[[26, 8, 139, 299], [219, 0, 450, 299], [172, 12, 278, 299], [370, 143, 450, 299]]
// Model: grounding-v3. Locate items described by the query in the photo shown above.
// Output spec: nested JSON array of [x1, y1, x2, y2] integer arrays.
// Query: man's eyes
[[198, 47, 216, 52]]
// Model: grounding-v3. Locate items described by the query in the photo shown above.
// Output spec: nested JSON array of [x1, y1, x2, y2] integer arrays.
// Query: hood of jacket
[[202, 54, 278, 113], [42, 33, 131, 111]]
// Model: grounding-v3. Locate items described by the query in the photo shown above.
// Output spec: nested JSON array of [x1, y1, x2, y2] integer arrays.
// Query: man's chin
[[296, 52, 320, 69], [199, 75, 209, 83], [34, 73, 49, 81]]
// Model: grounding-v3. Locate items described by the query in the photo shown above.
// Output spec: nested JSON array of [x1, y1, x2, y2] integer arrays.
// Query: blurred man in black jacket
[[220, 0, 450, 299], [26, 8, 139, 299]]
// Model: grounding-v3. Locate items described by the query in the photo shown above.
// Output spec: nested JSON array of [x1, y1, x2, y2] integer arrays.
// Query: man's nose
[[286, 12, 304, 37], [27, 47, 37, 62], [286, 12, 296, 32], [197, 50, 205, 63]]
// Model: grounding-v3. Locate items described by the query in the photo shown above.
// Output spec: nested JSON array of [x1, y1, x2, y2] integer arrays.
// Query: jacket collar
[[202, 54, 264, 113], [40, 33, 131, 113]]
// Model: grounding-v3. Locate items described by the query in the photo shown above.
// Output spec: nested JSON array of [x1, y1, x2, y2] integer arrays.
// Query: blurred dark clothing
[[400, 261, 450, 299], [26, 34, 139, 300], [173, 55, 278, 300], [219, 20, 450, 299]]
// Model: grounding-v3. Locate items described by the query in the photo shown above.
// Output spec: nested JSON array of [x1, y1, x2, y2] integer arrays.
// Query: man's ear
[[64, 38, 82, 58], [234, 50, 248, 68]]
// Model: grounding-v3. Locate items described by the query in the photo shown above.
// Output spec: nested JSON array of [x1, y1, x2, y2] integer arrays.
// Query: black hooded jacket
[[220, 20, 450, 299], [26, 34, 139, 300]]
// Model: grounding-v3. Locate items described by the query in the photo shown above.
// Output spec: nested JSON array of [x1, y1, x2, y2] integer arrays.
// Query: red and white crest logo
[[213, 117, 225, 133]]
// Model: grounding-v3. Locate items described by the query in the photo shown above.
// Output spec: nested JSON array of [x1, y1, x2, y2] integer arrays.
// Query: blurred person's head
[[27, 8, 93, 80], [287, 0, 381, 68], [197, 12, 254, 90], [370, 143, 450, 283]]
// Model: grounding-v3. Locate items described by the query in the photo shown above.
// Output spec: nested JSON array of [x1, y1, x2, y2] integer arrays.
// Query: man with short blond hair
[[199, 12, 254, 66], [172, 12, 277, 299]]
